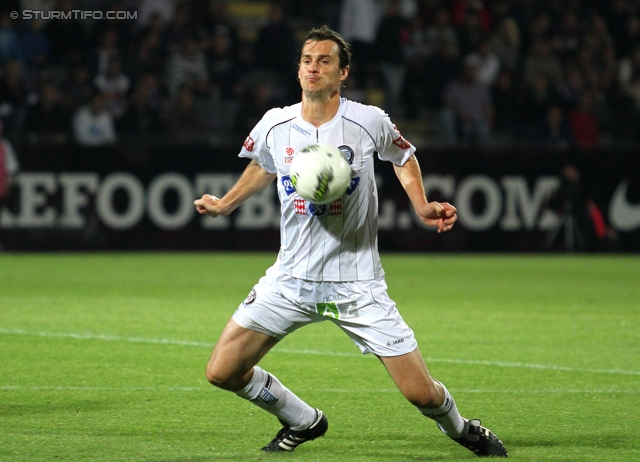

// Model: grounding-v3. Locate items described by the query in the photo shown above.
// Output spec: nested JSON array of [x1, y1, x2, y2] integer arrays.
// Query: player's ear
[[340, 66, 349, 81]]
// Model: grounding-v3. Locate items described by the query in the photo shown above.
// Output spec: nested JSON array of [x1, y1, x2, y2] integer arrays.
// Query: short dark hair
[[299, 25, 351, 69]]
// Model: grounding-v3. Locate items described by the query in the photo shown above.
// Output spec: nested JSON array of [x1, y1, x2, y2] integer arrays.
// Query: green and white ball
[[290, 143, 352, 204]]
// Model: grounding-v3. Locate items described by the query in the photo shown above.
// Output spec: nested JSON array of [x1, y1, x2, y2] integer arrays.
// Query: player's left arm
[[393, 155, 457, 233]]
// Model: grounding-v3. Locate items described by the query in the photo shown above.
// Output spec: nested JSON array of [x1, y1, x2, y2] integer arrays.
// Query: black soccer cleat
[[261, 409, 328, 452], [451, 418, 508, 457]]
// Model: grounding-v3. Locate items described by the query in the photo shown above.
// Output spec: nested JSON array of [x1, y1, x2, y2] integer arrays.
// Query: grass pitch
[[1, 253, 639, 461]]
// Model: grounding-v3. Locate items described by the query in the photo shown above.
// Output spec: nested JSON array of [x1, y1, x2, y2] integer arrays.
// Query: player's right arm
[[194, 160, 277, 218]]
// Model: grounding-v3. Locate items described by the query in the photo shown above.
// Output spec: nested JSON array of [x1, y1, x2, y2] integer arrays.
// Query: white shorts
[[232, 265, 418, 357]]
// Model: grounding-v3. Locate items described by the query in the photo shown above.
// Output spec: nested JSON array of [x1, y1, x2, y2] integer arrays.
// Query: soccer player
[[194, 25, 508, 457]]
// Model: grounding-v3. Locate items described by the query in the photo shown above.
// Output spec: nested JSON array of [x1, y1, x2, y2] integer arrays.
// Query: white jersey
[[239, 98, 415, 282]]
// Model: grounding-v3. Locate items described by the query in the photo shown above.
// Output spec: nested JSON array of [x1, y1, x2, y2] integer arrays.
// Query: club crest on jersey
[[283, 146, 295, 163], [243, 135, 255, 152], [338, 145, 355, 165], [294, 198, 343, 217]]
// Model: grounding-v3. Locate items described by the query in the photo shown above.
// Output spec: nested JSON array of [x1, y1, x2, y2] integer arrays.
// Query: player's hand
[[418, 201, 457, 233], [194, 194, 222, 218]]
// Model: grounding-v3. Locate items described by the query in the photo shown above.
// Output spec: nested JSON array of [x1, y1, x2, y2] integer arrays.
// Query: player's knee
[[404, 381, 443, 408], [205, 363, 243, 391]]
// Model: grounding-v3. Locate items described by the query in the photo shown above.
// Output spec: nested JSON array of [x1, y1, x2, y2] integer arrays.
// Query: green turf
[[1, 253, 638, 461]]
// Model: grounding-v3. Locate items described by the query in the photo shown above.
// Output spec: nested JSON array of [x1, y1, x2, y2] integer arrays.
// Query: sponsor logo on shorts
[[386, 338, 405, 347], [244, 288, 256, 305], [324, 293, 356, 302], [316, 302, 340, 319], [315, 300, 359, 319]]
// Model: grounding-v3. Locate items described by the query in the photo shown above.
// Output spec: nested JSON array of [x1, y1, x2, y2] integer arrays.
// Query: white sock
[[236, 366, 317, 430], [417, 380, 465, 437]]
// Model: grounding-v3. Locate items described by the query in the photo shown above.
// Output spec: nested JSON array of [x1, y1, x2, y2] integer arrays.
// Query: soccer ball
[[290, 143, 352, 204]]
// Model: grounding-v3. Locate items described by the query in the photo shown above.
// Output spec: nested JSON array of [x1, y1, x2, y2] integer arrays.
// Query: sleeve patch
[[393, 136, 411, 150], [243, 135, 255, 152]]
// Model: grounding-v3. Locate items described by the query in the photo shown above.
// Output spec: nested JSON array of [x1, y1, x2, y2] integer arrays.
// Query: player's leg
[[332, 276, 507, 456], [207, 268, 329, 452], [379, 350, 508, 457], [206, 317, 319, 431], [378, 349, 465, 436]]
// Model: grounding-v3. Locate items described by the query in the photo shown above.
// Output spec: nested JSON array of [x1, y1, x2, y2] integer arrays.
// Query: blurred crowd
[[2, 0, 640, 151]]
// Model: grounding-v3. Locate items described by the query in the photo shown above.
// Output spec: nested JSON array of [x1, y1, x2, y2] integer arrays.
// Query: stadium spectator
[[567, 89, 600, 149], [119, 73, 166, 134], [338, 0, 383, 83], [60, 64, 94, 113], [0, 11, 23, 65], [618, 44, 640, 92], [71, 92, 117, 147], [535, 104, 574, 149], [162, 3, 191, 51], [489, 1, 521, 71], [523, 38, 564, 87], [0, 118, 19, 203], [465, 37, 500, 87], [491, 68, 520, 139], [0, 59, 28, 137], [234, 80, 285, 136], [131, 29, 167, 81], [165, 35, 210, 98], [615, 15, 640, 60], [253, 2, 298, 100], [550, 10, 582, 60], [451, 0, 492, 35], [424, 7, 459, 57], [417, 39, 462, 113], [441, 57, 494, 145], [23, 81, 70, 144], [166, 84, 205, 137], [557, 65, 587, 109], [89, 27, 122, 77], [20, 18, 50, 69], [375, 0, 410, 117], [519, 72, 562, 140], [45, 0, 88, 68], [138, 0, 176, 30], [207, 25, 238, 97], [454, 0, 491, 57], [583, 15, 614, 60], [93, 56, 131, 121], [605, 0, 637, 57]]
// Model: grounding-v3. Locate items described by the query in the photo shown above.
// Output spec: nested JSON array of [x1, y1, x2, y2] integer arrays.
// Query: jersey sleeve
[[375, 110, 416, 166], [238, 111, 278, 174]]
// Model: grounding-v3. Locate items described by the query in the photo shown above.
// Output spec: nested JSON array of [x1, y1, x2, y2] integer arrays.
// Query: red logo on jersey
[[243, 135, 255, 152], [294, 199, 306, 214], [284, 146, 295, 163], [393, 135, 411, 150]]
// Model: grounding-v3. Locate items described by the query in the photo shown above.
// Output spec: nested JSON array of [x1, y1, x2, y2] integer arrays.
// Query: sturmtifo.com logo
[[11, 10, 138, 20]]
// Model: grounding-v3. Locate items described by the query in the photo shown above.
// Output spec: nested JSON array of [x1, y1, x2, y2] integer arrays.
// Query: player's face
[[298, 40, 348, 97]]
